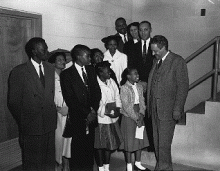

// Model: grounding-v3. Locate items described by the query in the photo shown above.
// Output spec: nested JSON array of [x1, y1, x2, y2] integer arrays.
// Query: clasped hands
[[136, 114, 144, 128]]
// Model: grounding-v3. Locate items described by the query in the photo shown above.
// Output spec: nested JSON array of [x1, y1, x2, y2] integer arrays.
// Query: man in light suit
[[147, 35, 189, 170], [60, 44, 101, 171], [8, 37, 57, 170]]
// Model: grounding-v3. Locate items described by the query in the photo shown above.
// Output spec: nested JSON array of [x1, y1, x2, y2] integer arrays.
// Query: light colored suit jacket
[[147, 51, 189, 120]]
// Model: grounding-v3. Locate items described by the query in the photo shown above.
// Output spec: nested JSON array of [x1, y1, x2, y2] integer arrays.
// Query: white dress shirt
[[74, 62, 87, 83], [31, 58, 44, 77], [141, 38, 151, 54], [119, 33, 128, 43], [158, 51, 170, 64], [131, 82, 140, 104]]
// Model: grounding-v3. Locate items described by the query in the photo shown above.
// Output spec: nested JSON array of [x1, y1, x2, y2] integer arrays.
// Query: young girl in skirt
[[120, 68, 150, 171], [94, 61, 123, 171]]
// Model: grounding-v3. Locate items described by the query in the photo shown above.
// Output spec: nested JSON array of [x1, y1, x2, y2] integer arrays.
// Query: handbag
[[62, 113, 72, 138]]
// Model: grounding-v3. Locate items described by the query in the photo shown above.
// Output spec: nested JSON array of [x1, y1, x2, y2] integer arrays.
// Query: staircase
[[112, 100, 220, 170], [172, 100, 220, 170]]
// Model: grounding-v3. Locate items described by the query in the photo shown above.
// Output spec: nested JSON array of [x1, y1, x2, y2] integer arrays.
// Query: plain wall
[[132, 0, 220, 110], [0, 0, 220, 113], [0, 0, 133, 52]]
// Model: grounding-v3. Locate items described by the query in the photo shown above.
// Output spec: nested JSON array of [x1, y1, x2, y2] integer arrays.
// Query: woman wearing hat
[[102, 35, 127, 86], [48, 52, 71, 171]]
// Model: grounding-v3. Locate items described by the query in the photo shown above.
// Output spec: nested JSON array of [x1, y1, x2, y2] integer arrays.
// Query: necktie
[[123, 34, 127, 43], [158, 59, 162, 68], [39, 64, 45, 88], [142, 40, 147, 63], [82, 67, 88, 89]]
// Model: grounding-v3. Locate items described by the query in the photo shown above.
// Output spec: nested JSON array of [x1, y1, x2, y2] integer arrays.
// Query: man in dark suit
[[132, 21, 155, 152], [8, 37, 57, 170], [60, 44, 101, 171], [147, 35, 189, 170], [115, 17, 130, 53], [133, 20, 154, 83]]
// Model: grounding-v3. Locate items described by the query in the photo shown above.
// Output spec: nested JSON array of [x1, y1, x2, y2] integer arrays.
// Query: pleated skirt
[[119, 115, 149, 152], [94, 120, 123, 150]]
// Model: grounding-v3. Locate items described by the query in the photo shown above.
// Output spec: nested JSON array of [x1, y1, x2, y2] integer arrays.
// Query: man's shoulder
[[11, 61, 28, 73], [61, 65, 74, 76], [169, 52, 185, 62]]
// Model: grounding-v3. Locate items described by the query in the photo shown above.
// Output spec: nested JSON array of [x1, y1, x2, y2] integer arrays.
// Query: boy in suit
[[8, 37, 57, 170], [60, 44, 101, 171]]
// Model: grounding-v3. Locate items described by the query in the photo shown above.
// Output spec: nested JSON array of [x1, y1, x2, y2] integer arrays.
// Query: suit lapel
[[26, 60, 44, 97], [157, 53, 173, 78], [71, 65, 88, 92]]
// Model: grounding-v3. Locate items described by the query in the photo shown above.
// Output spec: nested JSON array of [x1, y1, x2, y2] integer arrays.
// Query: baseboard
[[0, 138, 22, 171]]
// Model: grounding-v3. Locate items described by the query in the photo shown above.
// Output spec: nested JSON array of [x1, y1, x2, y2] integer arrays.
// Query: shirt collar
[[158, 51, 170, 63], [31, 58, 43, 67], [141, 37, 150, 45], [119, 33, 127, 37], [75, 62, 85, 70]]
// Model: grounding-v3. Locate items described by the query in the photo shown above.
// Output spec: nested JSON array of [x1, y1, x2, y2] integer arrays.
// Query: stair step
[[186, 101, 205, 114]]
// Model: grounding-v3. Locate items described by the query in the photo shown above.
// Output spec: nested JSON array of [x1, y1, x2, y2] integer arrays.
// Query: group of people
[[7, 17, 189, 171]]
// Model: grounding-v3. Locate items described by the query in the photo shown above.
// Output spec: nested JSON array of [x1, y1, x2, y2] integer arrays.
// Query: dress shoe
[[134, 165, 151, 171]]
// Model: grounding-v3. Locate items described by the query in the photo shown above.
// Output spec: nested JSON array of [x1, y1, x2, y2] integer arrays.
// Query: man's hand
[[86, 109, 97, 124], [173, 111, 182, 121]]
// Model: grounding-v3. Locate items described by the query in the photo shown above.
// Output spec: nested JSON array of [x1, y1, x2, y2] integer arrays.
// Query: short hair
[[127, 22, 139, 31], [151, 35, 168, 50], [48, 52, 66, 64], [139, 21, 152, 29], [115, 17, 126, 26], [91, 48, 103, 65], [95, 61, 111, 76], [25, 37, 46, 59], [70, 44, 91, 62], [127, 22, 139, 38], [120, 67, 137, 86]]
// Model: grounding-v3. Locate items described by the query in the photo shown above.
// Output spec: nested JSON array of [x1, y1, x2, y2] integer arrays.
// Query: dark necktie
[[123, 34, 127, 43], [158, 59, 162, 68], [142, 40, 147, 63], [82, 67, 88, 89], [39, 64, 45, 88]]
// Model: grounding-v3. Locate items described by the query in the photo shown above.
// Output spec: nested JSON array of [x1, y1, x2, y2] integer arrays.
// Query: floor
[[10, 155, 211, 171]]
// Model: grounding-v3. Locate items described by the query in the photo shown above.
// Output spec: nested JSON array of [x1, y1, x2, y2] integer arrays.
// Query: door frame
[[0, 8, 42, 37]]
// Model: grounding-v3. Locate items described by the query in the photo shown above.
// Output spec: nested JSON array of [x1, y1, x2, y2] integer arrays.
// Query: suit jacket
[[132, 40, 154, 82], [123, 39, 139, 68], [60, 64, 101, 138], [147, 52, 189, 120], [8, 60, 57, 135], [115, 33, 132, 53]]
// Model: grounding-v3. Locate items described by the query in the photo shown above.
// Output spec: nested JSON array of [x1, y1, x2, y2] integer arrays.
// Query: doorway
[[0, 8, 42, 170]]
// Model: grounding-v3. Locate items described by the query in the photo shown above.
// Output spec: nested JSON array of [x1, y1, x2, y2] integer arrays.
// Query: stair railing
[[185, 36, 220, 101]]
